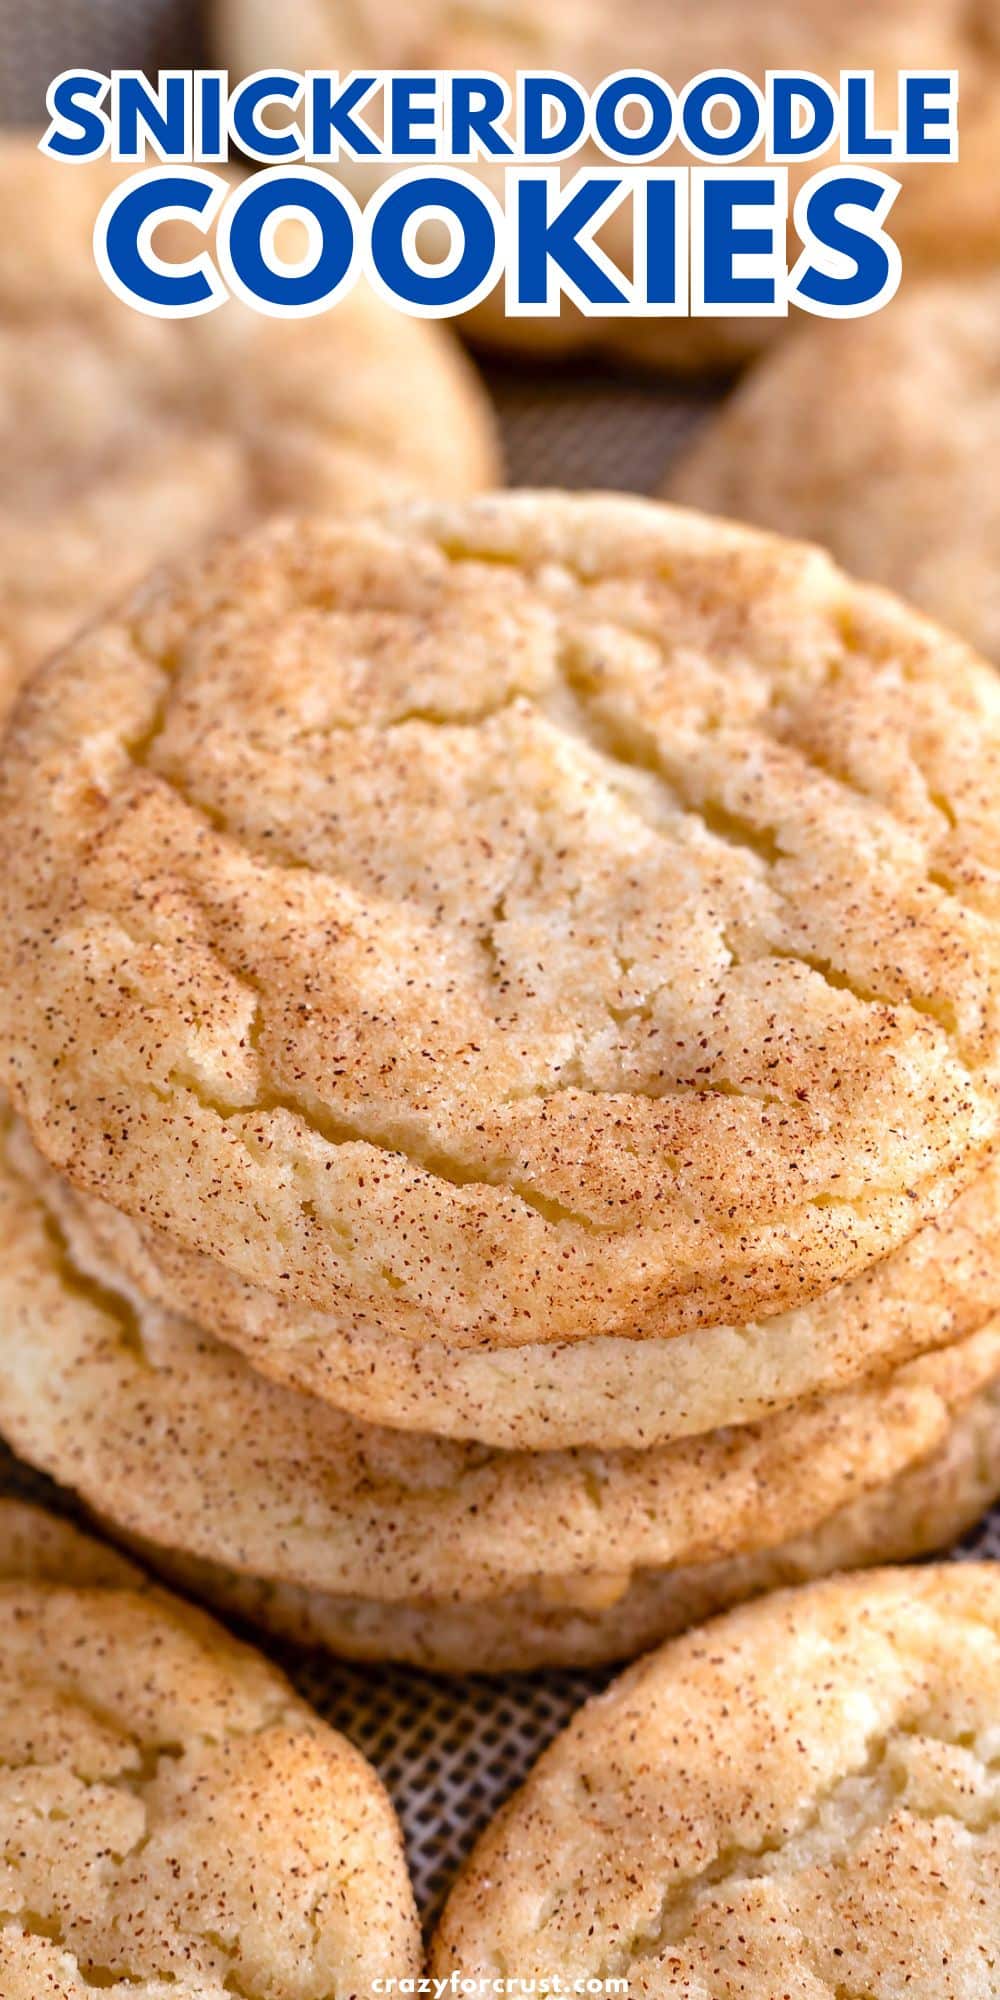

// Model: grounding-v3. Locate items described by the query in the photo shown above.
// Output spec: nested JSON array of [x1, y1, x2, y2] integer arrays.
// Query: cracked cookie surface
[[668, 275, 1000, 666], [0, 1505, 420, 1999], [431, 1565, 1000, 1988], [2, 1109, 999, 1608], [3, 497, 1000, 1345], [0, 138, 498, 719]]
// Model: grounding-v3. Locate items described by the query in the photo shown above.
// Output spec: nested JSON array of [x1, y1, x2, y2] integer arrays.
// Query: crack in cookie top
[[2, 494, 1000, 1346], [0, 1508, 420, 1998], [431, 1565, 1000, 1992]]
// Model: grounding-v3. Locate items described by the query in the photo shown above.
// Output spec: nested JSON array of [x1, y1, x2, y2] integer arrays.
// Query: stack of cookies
[[1, 490, 999, 1673]]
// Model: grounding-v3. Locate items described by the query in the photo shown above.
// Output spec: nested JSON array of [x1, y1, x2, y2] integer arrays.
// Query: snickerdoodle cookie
[[2, 1108, 998, 1616], [431, 1566, 1000, 1985], [668, 275, 1000, 664], [2, 497, 1000, 1350], [899, 5, 1000, 276], [0, 138, 498, 715], [69, 1152, 1000, 1448], [0, 1502, 419, 1998], [129, 1380, 1000, 1671]]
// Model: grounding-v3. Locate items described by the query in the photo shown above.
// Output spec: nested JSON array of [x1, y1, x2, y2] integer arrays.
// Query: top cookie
[[213, 0, 970, 373], [432, 1564, 1000, 1995], [2, 494, 999, 1348], [0, 138, 499, 717], [0, 1502, 420, 1998]]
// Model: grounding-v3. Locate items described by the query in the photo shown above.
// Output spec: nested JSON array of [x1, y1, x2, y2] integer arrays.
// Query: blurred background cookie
[[669, 275, 1000, 663], [899, 0, 1000, 272], [212, 0, 972, 374], [0, 137, 500, 718]]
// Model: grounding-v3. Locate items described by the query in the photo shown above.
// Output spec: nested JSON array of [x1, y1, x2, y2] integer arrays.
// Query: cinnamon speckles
[[142, 1384, 1000, 1673], [58, 1145, 1000, 1450], [2, 1107, 999, 1616], [2, 497, 1000, 1351], [430, 1567, 1000, 1987], [0, 1501, 420, 1997]]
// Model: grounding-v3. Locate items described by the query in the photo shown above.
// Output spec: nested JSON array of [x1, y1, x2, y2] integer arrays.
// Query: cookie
[[126, 1379, 1000, 1671], [3, 496, 1000, 1349], [213, 0, 969, 373], [668, 275, 1000, 664], [3, 1109, 999, 1610], [0, 138, 499, 716], [68, 1150, 1000, 1449], [0, 1497, 142, 1591], [0, 1506, 419, 1997], [899, 11, 1000, 273], [431, 1565, 1000, 1991]]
